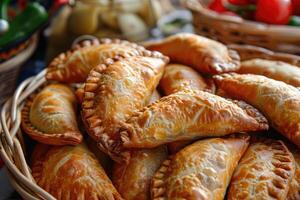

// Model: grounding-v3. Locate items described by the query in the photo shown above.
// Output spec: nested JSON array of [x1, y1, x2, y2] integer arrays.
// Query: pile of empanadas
[[21, 33, 300, 200]]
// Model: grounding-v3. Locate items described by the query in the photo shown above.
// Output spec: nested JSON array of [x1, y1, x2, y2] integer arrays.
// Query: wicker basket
[[183, 0, 300, 54], [0, 35, 38, 105], [1, 44, 300, 199]]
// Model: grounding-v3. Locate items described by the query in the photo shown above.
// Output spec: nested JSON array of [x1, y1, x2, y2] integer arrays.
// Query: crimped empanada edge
[[151, 158, 171, 200], [21, 88, 83, 145]]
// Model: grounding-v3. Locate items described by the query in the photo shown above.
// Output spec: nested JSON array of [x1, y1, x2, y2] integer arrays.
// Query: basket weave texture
[[1, 44, 300, 199], [184, 0, 300, 54]]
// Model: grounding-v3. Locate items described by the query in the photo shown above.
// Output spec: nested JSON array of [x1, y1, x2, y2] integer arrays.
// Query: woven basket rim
[[1, 44, 300, 199], [183, 0, 300, 35]]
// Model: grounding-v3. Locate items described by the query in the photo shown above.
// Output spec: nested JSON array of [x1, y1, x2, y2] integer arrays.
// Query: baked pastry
[[214, 73, 300, 148], [239, 59, 300, 87], [112, 146, 167, 200], [31, 143, 123, 200], [120, 89, 268, 149], [21, 84, 82, 145], [82, 53, 168, 161], [76, 86, 161, 105], [159, 63, 210, 95], [151, 135, 250, 200], [143, 33, 240, 74], [159, 63, 212, 153], [287, 144, 300, 200], [227, 138, 295, 200], [46, 38, 148, 83]]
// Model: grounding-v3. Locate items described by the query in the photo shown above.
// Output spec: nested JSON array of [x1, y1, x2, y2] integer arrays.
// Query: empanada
[[31, 143, 123, 200], [21, 84, 82, 145], [151, 135, 250, 200], [46, 38, 148, 83], [239, 59, 300, 87], [287, 144, 300, 200], [112, 146, 167, 200], [120, 89, 268, 149], [228, 138, 295, 200], [159, 63, 212, 153], [143, 33, 240, 74], [82, 53, 168, 160], [214, 73, 300, 148], [159, 63, 211, 95]]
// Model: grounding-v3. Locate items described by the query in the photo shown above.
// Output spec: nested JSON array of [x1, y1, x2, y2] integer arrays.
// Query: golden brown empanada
[[149, 90, 161, 104], [120, 89, 268, 149], [228, 138, 295, 200], [239, 59, 300, 87], [31, 143, 123, 200], [151, 135, 250, 200], [143, 33, 240, 74], [112, 146, 167, 200], [159, 63, 210, 95], [287, 144, 300, 200], [46, 38, 147, 83], [21, 84, 82, 145], [214, 73, 300, 148], [82, 53, 168, 161]]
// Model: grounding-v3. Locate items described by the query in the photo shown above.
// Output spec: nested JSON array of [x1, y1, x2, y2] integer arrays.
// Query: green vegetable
[[0, 2, 48, 48], [288, 16, 300, 27], [0, 0, 10, 20], [225, 3, 256, 19]]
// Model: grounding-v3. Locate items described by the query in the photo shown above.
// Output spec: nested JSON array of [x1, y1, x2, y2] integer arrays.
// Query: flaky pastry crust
[[143, 33, 240, 74], [21, 84, 82, 145], [31, 143, 123, 200], [120, 89, 268, 149]]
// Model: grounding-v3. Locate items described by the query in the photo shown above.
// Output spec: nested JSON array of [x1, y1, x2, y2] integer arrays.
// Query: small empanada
[[112, 146, 167, 200], [120, 89, 268, 149], [46, 38, 147, 83], [287, 144, 300, 200], [31, 143, 123, 200], [228, 138, 295, 200], [151, 135, 250, 200], [159, 63, 211, 95], [239, 59, 300, 87], [82, 53, 168, 161], [143, 33, 240, 74], [214, 73, 300, 148], [21, 84, 82, 145]]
